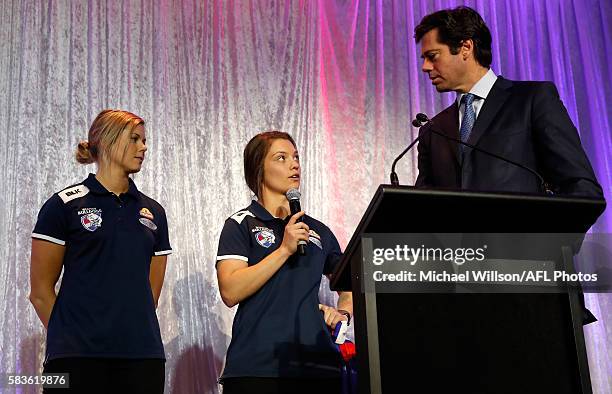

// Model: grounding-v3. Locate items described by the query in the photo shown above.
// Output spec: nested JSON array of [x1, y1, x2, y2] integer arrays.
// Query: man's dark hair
[[415, 6, 492, 68]]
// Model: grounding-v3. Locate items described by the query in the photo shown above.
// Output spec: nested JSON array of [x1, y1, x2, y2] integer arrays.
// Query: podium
[[330, 185, 605, 394]]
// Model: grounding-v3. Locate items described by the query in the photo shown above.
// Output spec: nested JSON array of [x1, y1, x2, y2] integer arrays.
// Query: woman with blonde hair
[[29, 109, 171, 393]]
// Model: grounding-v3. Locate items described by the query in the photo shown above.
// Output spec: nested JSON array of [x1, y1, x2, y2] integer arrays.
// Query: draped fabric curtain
[[1, 1, 610, 392]]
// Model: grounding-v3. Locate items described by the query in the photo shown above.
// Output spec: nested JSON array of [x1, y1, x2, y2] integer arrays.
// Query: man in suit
[[414, 6, 603, 198], [414, 7, 604, 327]]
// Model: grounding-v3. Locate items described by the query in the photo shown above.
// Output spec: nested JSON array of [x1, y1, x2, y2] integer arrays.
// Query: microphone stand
[[412, 113, 552, 194]]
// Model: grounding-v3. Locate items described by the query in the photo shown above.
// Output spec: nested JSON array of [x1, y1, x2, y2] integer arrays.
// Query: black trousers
[[43, 357, 165, 394], [222, 377, 342, 394]]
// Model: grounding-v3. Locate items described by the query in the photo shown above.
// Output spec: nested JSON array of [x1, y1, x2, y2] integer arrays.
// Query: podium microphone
[[412, 113, 551, 194], [389, 113, 439, 186], [286, 188, 307, 256], [390, 126, 425, 186]]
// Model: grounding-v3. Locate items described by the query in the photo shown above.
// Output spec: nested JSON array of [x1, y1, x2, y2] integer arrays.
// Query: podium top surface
[[330, 184, 606, 290]]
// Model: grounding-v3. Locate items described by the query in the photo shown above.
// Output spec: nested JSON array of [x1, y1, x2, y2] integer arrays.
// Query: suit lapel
[[432, 103, 461, 164], [466, 77, 513, 147]]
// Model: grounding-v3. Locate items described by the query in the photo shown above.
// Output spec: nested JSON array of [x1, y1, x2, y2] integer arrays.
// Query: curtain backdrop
[[1, 1, 610, 393]]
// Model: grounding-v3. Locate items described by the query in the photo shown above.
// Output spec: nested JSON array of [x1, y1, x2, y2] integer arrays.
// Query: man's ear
[[461, 39, 474, 60]]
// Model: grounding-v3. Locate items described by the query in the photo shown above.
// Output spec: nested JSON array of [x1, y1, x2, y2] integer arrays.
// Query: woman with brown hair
[[29, 109, 171, 393], [216, 131, 353, 394]]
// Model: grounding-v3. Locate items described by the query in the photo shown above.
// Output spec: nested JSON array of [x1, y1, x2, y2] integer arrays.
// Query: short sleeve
[[153, 207, 172, 256], [216, 217, 250, 266], [323, 229, 342, 276], [32, 194, 68, 246]]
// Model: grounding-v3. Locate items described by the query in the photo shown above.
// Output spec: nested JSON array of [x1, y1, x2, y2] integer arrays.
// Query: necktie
[[459, 93, 476, 145]]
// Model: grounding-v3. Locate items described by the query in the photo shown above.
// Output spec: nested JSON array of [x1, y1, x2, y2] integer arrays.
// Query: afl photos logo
[[78, 208, 103, 232]]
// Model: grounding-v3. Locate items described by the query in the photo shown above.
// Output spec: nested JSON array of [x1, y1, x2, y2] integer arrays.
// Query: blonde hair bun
[[77, 109, 144, 166], [75, 140, 95, 164]]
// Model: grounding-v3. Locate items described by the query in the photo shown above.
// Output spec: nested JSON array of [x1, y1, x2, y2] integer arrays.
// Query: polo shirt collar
[[248, 200, 276, 221], [83, 173, 140, 199]]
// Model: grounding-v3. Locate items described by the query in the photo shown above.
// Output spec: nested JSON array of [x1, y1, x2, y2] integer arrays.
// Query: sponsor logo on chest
[[139, 217, 157, 230], [252, 226, 276, 248], [139, 207, 154, 220], [138, 207, 157, 230], [78, 208, 103, 232], [309, 229, 323, 249]]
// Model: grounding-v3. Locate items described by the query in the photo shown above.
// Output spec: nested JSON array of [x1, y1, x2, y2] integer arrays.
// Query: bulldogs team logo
[[255, 229, 276, 248], [78, 208, 103, 232]]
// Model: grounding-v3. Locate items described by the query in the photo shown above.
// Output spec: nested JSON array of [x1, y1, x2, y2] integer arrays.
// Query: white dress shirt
[[458, 68, 498, 127]]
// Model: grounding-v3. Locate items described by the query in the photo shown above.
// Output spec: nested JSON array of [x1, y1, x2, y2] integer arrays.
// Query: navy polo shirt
[[32, 173, 171, 361], [216, 200, 343, 380]]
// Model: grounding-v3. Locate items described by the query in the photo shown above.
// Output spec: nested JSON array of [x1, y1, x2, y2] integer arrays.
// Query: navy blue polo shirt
[[32, 173, 171, 361], [216, 200, 343, 380]]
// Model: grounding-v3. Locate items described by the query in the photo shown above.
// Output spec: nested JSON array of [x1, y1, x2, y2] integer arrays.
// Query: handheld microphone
[[286, 188, 307, 256], [412, 113, 551, 194]]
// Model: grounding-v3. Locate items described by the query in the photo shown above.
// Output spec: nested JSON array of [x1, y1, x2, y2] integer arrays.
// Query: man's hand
[[319, 303, 348, 329]]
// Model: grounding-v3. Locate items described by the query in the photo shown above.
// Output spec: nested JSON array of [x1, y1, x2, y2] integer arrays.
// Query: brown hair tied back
[[243, 131, 296, 199], [75, 141, 94, 164]]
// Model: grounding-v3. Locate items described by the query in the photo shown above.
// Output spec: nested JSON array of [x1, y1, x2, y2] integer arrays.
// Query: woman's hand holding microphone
[[280, 211, 310, 255]]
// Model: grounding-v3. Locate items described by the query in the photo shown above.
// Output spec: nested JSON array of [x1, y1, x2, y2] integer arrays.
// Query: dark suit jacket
[[415, 76, 603, 199]]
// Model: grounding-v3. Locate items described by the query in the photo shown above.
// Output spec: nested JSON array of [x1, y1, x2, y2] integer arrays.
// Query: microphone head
[[416, 113, 429, 123], [412, 119, 422, 128], [286, 188, 301, 201]]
